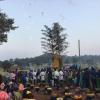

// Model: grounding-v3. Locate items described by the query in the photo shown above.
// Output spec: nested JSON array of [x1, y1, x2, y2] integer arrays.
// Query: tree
[[72, 56, 79, 64], [2, 60, 12, 71], [41, 22, 68, 68], [0, 11, 17, 44]]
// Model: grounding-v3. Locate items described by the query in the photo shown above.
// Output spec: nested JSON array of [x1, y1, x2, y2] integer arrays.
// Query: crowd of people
[[0, 65, 100, 100], [18, 66, 100, 90]]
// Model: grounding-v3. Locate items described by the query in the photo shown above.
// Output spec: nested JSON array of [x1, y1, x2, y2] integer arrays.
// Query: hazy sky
[[0, 0, 100, 60]]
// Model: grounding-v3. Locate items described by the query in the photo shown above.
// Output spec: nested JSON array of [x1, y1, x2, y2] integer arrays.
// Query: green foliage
[[1, 60, 12, 71], [13, 54, 52, 66], [0, 11, 17, 44], [0, 55, 99, 68], [41, 22, 68, 55], [72, 56, 79, 64]]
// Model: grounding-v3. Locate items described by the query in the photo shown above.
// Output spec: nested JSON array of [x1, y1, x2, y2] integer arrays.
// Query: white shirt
[[33, 71, 37, 80], [59, 71, 64, 80], [54, 70, 59, 79], [40, 71, 45, 81]]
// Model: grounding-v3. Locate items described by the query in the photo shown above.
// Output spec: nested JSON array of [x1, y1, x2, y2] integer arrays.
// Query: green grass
[[0, 67, 7, 76]]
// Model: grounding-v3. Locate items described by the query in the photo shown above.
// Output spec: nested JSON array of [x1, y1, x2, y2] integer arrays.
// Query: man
[[29, 70, 33, 84], [10, 71, 16, 82], [40, 69, 46, 84], [33, 70, 37, 85], [47, 68, 52, 86], [90, 67, 97, 90], [59, 69, 64, 87], [54, 69, 59, 89]]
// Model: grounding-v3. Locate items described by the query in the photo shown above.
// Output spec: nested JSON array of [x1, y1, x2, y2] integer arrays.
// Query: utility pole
[[78, 40, 80, 57], [78, 40, 81, 69]]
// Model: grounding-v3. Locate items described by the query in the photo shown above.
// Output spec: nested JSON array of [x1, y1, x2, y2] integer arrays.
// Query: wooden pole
[[78, 40, 80, 57], [78, 40, 81, 69]]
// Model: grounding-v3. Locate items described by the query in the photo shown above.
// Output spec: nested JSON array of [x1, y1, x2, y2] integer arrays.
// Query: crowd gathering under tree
[[0, 65, 100, 100]]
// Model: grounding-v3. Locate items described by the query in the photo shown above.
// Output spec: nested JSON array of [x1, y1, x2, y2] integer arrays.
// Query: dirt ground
[[31, 87, 100, 100]]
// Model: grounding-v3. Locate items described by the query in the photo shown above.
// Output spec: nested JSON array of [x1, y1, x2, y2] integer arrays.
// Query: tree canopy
[[41, 22, 68, 56], [0, 11, 17, 44]]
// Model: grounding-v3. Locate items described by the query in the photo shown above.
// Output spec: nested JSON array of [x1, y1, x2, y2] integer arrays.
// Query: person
[[33, 70, 37, 85], [21, 72, 27, 87], [79, 70, 84, 88], [47, 68, 52, 86], [10, 71, 16, 83], [18, 83, 25, 93], [13, 87, 22, 100], [0, 91, 9, 100], [54, 69, 59, 89], [0, 82, 9, 100], [6, 81, 15, 99], [90, 67, 97, 90], [36, 69, 40, 84], [5, 71, 10, 83], [0, 74, 2, 84], [83, 68, 91, 88], [29, 70, 33, 84], [96, 70, 100, 88], [0, 82, 5, 90], [76, 70, 80, 87], [40, 69, 46, 84], [59, 69, 64, 87]]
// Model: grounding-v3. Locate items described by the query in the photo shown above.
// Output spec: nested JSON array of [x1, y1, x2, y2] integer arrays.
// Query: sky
[[0, 0, 100, 60]]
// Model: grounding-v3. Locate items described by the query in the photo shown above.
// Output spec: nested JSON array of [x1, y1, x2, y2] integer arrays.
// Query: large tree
[[41, 22, 68, 68], [0, 11, 17, 44]]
